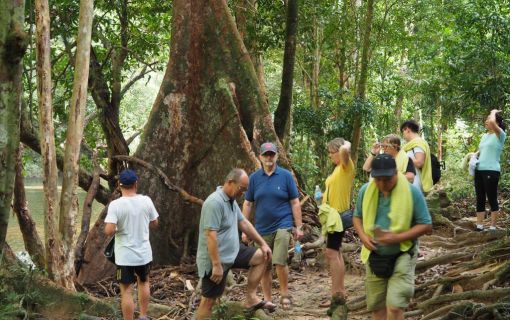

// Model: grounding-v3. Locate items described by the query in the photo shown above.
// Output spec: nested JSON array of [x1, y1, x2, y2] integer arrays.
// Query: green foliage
[[0, 262, 43, 319]]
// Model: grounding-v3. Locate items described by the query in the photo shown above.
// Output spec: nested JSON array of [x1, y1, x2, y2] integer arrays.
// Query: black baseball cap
[[371, 154, 397, 177]]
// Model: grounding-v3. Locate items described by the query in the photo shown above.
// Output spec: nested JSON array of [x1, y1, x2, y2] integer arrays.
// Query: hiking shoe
[[327, 294, 348, 319]]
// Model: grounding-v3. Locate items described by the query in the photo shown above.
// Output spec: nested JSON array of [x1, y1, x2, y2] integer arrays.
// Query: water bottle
[[314, 185, 322, 205], [294, 241, 302, 263]]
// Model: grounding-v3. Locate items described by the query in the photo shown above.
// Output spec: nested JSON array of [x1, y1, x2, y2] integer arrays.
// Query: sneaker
[[474, 226, 484, 232]]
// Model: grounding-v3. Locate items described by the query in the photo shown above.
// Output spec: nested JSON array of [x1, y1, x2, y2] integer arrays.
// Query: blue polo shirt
[[245, 166, 299, 235]]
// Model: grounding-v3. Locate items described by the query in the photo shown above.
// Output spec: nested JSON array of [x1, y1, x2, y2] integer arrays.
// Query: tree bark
[[57, 0, 94, 289], [13, 144, 46, 270], [274, 0, 298, 148], [351, 0, 374, 164], [0, 0, 27, 250], [235, 0, 268, 103], [35, 0, 63, 282]]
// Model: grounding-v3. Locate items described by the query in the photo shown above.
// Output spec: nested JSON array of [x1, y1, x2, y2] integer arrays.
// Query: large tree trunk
[[274, 0, 298, 148], [0, 0, 27, 250], [350, 0, 374, 164], [35, 0, 63, 281], [13, 145, 45, 270], [77, 0, 294, 281], [57, 0, 94, 289]]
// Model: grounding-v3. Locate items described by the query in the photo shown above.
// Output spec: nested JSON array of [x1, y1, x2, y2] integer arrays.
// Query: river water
[[7, 181, 104, 252]]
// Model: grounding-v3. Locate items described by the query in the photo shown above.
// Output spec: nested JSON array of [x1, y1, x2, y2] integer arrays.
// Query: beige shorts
[[257, 229, 291, 266], [365, 252, 417, 311]]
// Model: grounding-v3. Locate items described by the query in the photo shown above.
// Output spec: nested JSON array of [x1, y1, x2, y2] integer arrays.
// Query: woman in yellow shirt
[[321, 138, 355, 316]]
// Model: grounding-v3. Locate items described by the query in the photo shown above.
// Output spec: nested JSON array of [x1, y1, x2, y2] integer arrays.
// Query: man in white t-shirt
[[400, 120, 432, 193], [105, 169, 159, 320]]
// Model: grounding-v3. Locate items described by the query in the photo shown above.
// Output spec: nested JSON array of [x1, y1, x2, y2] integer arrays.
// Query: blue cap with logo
[[260, 142, 277, 155]]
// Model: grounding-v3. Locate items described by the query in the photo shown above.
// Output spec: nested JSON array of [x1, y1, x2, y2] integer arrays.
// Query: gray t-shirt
[[196, 187, 244, 277], [105, 195, 159, 266]]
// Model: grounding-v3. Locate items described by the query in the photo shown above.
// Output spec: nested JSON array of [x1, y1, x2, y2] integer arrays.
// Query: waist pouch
[[368, 247, 414, 278], [339, 209, 354, 230]]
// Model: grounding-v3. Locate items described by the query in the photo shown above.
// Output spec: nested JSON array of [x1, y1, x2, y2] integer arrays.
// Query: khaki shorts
[[365, 251, 417, 311], [257, 229, 291, 266]]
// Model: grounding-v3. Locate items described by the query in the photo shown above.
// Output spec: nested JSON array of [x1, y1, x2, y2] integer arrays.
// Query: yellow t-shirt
[[323, 159, 355, 212]]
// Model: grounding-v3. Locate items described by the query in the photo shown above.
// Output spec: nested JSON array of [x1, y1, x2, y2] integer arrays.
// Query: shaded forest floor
[[83, 192, 510, 320]]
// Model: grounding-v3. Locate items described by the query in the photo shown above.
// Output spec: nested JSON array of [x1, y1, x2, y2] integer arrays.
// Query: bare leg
[[246, 249, 268, 306], [372, 308, 387, 320], [387, 305, 404, 320], [490, 211, 499, 228], [137, 277, 150, 318], [119, 283, 134, 320], [196, 297, 215, 320], [476, 211, 486, 226], [325, 248, 345, 297], [275, 264, 289, 297], [260, 266, 273, 302]]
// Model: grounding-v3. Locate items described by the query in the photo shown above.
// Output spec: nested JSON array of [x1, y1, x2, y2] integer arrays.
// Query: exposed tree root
[[418, 288, 510, 313]]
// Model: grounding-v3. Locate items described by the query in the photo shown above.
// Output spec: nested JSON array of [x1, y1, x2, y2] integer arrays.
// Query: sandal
[[280, 295, 293, 310], [244, 300, 267, 317], [263, 300, 277, 313]]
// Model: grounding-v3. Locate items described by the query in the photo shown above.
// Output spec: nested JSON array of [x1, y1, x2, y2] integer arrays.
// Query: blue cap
[[119, 169, 138, 186]]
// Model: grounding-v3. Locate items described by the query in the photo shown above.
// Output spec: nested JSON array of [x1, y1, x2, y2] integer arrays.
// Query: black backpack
[[430, 154, 442, 185]]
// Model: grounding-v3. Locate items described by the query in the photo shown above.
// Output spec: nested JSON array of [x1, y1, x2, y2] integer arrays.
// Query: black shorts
[[326, 231, 344, 251], [201, 243, 257, 298], [116, 262, 152, 284]]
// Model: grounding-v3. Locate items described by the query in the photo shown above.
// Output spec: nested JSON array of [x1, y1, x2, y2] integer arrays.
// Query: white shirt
[[105, 195, 159, 266], [406, 147, 424, 191]]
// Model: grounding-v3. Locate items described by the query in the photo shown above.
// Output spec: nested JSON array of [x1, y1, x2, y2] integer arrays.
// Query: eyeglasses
[[381, 144, 394, 149], [261, 152, 276, 158], [237, 184, 248, 193]]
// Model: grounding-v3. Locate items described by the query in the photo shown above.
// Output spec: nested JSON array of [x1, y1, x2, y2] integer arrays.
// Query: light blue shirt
[[477, 130, 506, 172], [196, 187, 244, 277]]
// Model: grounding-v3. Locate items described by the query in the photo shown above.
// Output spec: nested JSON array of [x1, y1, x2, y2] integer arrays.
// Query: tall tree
[[57, 0, 94, 288], [274, 0, 298, 147], [0, 0, 27, 250], [78, 0, 293, 282], [35, 0, 62, 279], [351, 0, 374, 164]]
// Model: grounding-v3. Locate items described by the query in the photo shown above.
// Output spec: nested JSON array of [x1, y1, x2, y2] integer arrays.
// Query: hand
[[371, 142, 381, 155], [260, 244, 272, 261], [241, 232, 249, 244], [210, 263, 224, 284], [293, 227, 304, 241], [341, 141, 352, 152], [374, 227, 400, 245], [360, 234, 378, 251]]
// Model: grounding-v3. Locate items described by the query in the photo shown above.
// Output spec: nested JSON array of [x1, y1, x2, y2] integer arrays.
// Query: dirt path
[[269, 269, 368, 320]]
